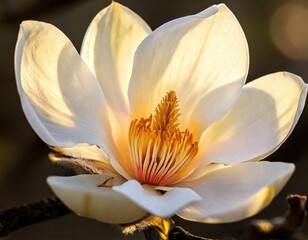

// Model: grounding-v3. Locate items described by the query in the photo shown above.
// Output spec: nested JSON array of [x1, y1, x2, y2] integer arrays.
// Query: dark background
[[0, 0, 307, 239]]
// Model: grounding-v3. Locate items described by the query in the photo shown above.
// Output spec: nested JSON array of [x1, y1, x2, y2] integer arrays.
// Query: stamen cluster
[[129, 91, 198, 185]]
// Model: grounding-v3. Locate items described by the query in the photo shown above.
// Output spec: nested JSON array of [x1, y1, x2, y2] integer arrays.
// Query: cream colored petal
[[113, 180, 201, 218], [197, 72, 307, 165], [180, 163, 227, 183], [81, 2, 150, 114], [128, 4, 248, 138], [15, 21, 114, 154], [47, 175, 147, 224], [80, 3, 151, 179], [177, 162, 294, 223]]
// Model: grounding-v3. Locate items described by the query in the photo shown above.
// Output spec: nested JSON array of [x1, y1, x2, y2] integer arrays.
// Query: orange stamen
[[128, 91, 198, 186]]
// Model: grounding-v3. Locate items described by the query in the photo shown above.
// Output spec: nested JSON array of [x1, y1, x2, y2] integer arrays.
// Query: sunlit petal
[[197, 72, 307, 165], [180, 163, 226, 183], [177, 162, 294, 223], [113, 180, 201, 218], [129, 4, 248, 138], [80, 3, 151, 179], [15, 21, 113, 154], [81, 2, 151, 114], [47, 175, 147, 224]]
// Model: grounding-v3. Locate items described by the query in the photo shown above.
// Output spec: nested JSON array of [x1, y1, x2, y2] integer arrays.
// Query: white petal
[[80, 3, 151, 179], [15, 21, 113, 153], [113, 180, 201, 218], [47, 175, 147, 224], [81, 2, 150, 115], [181, 163, 227, 183], [128, 4, 248, 138], [177, 161, 295, 223], [198, 72, 307, 165]]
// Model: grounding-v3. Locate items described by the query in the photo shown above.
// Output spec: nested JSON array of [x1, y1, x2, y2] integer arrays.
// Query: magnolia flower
[[15, 2, 307, 225]]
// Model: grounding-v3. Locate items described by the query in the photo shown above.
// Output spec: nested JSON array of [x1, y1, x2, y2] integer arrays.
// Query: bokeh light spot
[[270, 2, 308, 60]]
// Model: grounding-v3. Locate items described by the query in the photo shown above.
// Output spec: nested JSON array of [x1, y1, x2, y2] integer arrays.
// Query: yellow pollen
[[128, 91, 198, 186]]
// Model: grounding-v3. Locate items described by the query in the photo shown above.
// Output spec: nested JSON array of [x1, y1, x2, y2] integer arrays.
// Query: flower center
[[128, 91, 198, 186]]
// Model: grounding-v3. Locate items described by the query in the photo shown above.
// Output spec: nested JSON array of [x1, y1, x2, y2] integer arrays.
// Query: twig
[[0, 194, 306, 239], [241, 194, 307, 240], [167, 194, 307, 240], [0, 196, 70, 236]]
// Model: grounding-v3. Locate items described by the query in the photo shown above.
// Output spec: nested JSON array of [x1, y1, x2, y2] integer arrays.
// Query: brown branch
[[0, 194, 306, 239], [167, 194, 307, 240], [241, 194, 307, 240], [0, 196, 70, 236]]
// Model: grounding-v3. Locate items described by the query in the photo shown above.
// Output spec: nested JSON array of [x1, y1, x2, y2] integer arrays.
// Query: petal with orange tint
[[129, 4, 248, 138], [80, 3, 151, 179]]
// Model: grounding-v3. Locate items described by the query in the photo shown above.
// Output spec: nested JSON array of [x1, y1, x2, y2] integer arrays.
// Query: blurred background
[[0, 0, 307, 239]]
